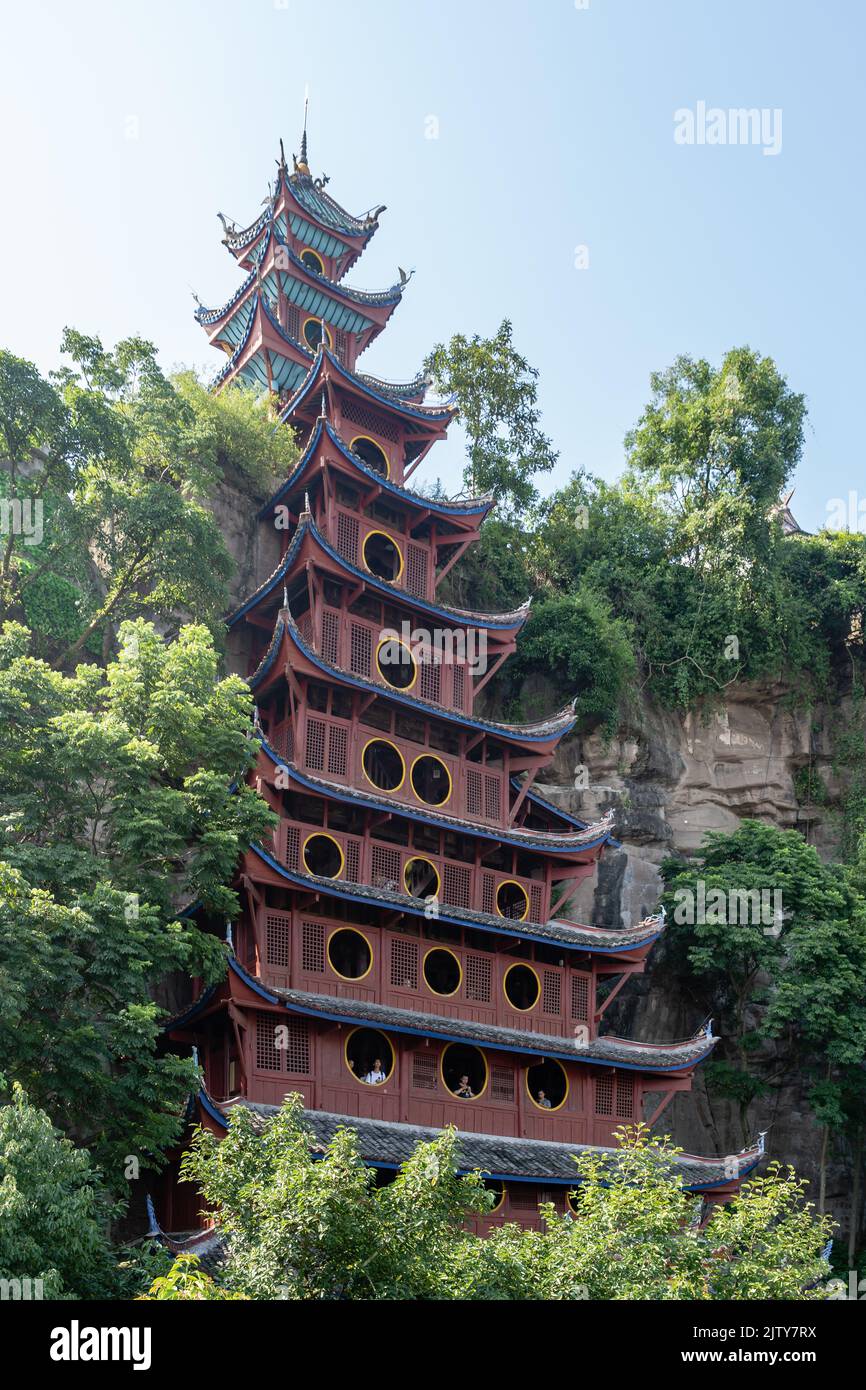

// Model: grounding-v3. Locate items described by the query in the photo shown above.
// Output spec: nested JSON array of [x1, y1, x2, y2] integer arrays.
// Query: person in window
[[536, 1089, 552, 1109], [363, 1057, 387, 1085], [454, 1074, 474, 1098]]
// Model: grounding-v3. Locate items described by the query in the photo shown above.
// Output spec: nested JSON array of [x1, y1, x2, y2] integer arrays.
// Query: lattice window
[[327, 725, 348, 777], [344, 839, 360, 882], [371, 844, 401, 888], [481, 873, 495, 916], [301, 920, 325, 974], [442, 863, 471, 909], [306, 717, 326, 770], [491, 1064, 514, 1102], [273, 722, 293, 761], [571, 974, 590, 1022], [419, 660, 441, 705], [464, 954, 492, 1003], [350, 623, 372, 677], [406, 544, 428, 598], [341, 397, 400, 442], [616, 1079, 634, 1119], [594, 1075, 614, 1117], [281, 1017, 311, 1075], [452, 665, 465, 712], [411, 1051, 438, 1091], [542, 970, 562, 1017], [286, 304, 300, 340], [256, 1013, 282, 1072], [390, 938, 419, 989], [334, 328, 348, 363], [336, 512, 359, 564], [484, 775, 501, 822], [265, 912, 290, 968], [282, 824, 300, 872], [321, 608, 340, 666], [529, 884, 544, 923], [509, 1188, 538, 1211], [466, 769, 483, 818], [296, 612, 313, 645]]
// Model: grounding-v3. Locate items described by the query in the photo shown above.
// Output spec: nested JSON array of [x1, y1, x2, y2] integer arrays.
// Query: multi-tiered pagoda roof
[[159, 125, 762, 1236]]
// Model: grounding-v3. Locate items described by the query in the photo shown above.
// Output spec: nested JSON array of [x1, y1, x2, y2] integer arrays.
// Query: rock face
[[528, 674, 857, 1240]]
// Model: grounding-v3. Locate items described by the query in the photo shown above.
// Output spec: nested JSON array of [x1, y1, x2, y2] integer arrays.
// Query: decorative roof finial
[[278, 137, 288, 174], [225, 921, 233, 950], [304, 491, 311, 515], [294, 89, 311, 176], [282, 585, 289, 611]]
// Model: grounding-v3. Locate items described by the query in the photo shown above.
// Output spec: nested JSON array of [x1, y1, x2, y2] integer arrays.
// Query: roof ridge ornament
[[293, 91, 311, 177]]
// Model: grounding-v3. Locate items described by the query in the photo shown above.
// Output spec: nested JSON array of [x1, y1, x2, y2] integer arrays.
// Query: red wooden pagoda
[[162, 126, 763, 1234]]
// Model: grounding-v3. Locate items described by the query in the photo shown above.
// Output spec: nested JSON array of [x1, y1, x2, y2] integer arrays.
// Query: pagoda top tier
[[217, 132, 385, 280]]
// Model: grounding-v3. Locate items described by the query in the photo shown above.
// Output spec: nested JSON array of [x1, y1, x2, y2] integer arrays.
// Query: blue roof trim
[[279, 346, 455, 427], [245, 613, 574, 747], [246, 843, 660, 956], [515, 779, 588, 831], [258, 418, 493, 523], [229, 514, 530, 639], [261, 992, 714, 1074], [195, 1092, 760, 1190], [256, 736, 610, 854]]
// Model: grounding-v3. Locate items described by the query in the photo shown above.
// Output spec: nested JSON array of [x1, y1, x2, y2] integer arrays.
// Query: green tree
[[0, 1084, 120, 1299], [624, 347, 805, 575], [0, 334, 297, 666], [0, 619, 275, 1180], [424, 319, 558, 516], [179, 1102, 833, 1301]]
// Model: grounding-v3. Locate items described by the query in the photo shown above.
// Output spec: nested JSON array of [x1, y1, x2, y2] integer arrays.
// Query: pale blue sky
[[2, 0, 863, 529]]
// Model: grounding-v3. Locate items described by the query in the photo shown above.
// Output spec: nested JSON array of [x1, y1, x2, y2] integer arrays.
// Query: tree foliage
[[179, 1102, 834, 1301], [0, 619, 275, 1181]]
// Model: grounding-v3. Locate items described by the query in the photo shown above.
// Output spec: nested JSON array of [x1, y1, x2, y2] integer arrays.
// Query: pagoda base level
[[148, 1093, 762, 1239]]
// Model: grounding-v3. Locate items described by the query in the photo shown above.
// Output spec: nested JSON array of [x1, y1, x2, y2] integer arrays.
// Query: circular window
[[302, 832, 344, 879], [441, 1042, 487, 1100], [375, 636, 417, 691], [363, 529, 403, 583], [300, 247, 324, 274], [504, 962, 540, 1011], [484, 1178, 506, 1213], [351, 435, 389, 479], [496, 879, 530, 921], [403, 856, 441, 900], [303, 317, 332, 352], [525, 1059, 568, 1112], [345, 1027, 394, 1086], [423, 946, 462, 997], [328, 928, 372, 980], [566, 1188, 580, 1215], [410, 754, 452, 807], [362, 738, 405, 792]]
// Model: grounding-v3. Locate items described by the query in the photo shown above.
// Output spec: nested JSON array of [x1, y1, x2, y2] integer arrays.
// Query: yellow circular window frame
[[361, 736, 406, 793], [363, 528, 404, 583], [302, 830, 345, 880], [566, 1188, 580, 1215], [403, 856, 441, 900], [495, 878, 530, 922], [300, 247, 325, 275], [422, 944, 463, 998], [375, 634, 417, 692], [350, 433, 391, 481], [343, 1025, 394, 1087], [503, 960, 541, 1012], [484, 1179, 506, 1213], [440, 1041, 489, 1100], [302, 315, 333, 350], [409, 752, 453, 808], [327, 926, 374, 982], [524, 1058, 570, 1113]]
